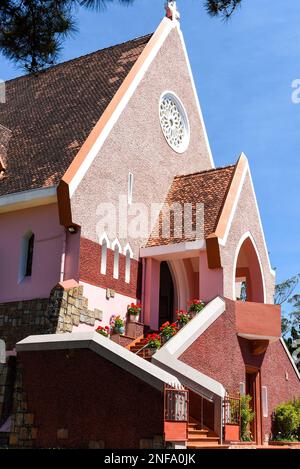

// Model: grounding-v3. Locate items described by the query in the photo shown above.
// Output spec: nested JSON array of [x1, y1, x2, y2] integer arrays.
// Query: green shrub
[[273, 402, 300, 440], [240, 395, 255, 441]]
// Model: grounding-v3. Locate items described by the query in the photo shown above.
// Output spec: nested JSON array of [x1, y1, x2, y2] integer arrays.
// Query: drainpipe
[[60, 230, 67, 282], [141, 257, 146, 323]]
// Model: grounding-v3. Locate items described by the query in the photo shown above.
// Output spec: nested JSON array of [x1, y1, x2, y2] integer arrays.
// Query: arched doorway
[[234, 235, 265, 303], [159, 261, 174, 325]]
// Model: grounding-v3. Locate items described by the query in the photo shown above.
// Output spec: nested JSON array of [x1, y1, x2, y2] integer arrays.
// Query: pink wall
[[143, 258, 160, 330], [199, 251, 223, 302], [0, 203, 64, 301], [63, 230, 80, 282], [78, 281, 136, 327]]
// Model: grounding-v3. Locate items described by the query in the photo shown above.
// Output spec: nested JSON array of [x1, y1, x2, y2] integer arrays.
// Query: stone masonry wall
[[0, 280, 103, 447]]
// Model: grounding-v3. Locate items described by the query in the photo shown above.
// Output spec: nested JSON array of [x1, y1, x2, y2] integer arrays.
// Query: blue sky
[[1, 0, 299, 285]]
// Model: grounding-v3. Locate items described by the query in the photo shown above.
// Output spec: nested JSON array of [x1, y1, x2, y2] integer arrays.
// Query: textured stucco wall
[[220, 173, 275, 304], [20, 349, 164, 448], [70, 26, 213, 259], [78, 281, 135, 327], [180, 299, 300, 439], [0, 203, 63, 302]]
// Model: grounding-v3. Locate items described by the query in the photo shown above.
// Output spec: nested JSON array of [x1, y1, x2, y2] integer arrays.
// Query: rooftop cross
[[165, 1, 180, 22]]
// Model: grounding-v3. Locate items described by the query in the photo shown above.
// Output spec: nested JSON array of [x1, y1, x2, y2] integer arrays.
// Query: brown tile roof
[[147, 164, 236, 247], [0, 34, 151, 197]]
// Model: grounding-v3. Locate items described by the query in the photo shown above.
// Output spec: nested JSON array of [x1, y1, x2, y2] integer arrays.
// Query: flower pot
[[114, 326, 125, 335], [129, 314, 139, 323], [161, 335, 171, 345]]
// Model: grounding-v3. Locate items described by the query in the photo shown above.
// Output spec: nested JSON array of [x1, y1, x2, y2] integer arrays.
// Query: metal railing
[[135, 319, 180, 357], [164, 384, 189, 422], [223, 395, 241, 426]]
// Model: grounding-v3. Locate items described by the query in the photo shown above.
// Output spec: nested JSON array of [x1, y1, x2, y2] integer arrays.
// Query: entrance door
[[245, 367, 262, 444], [159, 261, 174, 326]]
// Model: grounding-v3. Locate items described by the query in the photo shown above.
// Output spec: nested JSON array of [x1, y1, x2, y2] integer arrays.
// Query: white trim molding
[[177, 27, 215, 168], [232, 231, 266, 303], [280, 337, 300, 381], [152, 296, 226, 399], [69, 18, 177, 198], [98, 231, 110, 249], [0, 186, 57, 214], [140, 239, 205, 260], [16, 332, 181, 391]]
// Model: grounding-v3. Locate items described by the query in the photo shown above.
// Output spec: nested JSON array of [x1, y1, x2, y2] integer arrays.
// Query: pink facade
[[0, 203, 64, 301]]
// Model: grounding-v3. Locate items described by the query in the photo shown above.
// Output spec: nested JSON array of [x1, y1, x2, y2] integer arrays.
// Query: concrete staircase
[[187, 418, 221, 449], [128, 337, 153, 361]]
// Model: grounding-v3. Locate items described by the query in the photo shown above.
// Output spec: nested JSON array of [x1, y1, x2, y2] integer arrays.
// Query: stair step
[[188, 435, 219, 442], [188, 428, 209, 434], [187, 443, 227, 449]]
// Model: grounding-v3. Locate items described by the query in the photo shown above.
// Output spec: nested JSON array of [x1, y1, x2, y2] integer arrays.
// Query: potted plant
[[240, 395, 255, 442], [127, 302, 142, 323], [159, 321, 177, 344], [95, 325, 110, 337], [188, 299, 206, 318], [176, 310, 190, 328], [110, 315, 125, 335], [146, 333, 161, 355]]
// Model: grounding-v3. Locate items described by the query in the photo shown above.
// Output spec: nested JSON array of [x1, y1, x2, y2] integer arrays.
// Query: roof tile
[[146, 165, 236, 247], [0, 34, 151, 196]]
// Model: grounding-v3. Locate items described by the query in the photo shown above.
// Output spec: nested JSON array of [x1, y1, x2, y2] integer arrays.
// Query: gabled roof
[[0, 34, 151, 197], [147, 164, 236, 247]]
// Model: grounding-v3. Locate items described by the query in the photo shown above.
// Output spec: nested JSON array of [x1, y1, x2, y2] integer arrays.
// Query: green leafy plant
[[272, 402, 300, 441], [188, 299, 206, 314], [127, 302, 142, 316], [159, 321, 177, 339], [176, 310, 190, 325], [240, 394, 255, 441], [146, 333, 161, 349], [95, 325, 109, 337]]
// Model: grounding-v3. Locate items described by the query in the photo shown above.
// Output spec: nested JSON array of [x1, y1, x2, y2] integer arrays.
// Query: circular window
[[159, 92, 190, 153]]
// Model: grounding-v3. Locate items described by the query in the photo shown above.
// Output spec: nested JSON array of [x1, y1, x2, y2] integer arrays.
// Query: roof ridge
[[4, 33, 153, 84], [174, 164, 236, 180]]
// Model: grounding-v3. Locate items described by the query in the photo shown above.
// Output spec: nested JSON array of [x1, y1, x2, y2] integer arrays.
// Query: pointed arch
[[124, 243, 133, 284], [99, 232, 110, 275], [233, 232, 266, 303], [112, 238, 122, 279]]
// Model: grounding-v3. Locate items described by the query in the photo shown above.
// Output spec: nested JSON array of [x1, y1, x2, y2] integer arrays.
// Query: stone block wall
[[9, 362, 38, 448], [0, 280, 103, 448], [46, 281, 103, 334]]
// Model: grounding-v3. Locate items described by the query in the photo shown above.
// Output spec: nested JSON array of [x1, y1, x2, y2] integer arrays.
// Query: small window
[[25, 233, 34, 277], [101, 238, 107, 275], [124, 244, 133, 284], [19, 231, 35, 282], [112, 239, 121, 279], [128, 172, 133, 205], [262, 386, 268, 417]]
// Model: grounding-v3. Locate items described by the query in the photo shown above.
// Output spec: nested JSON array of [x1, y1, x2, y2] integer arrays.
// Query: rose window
[[159, 92, 190, 153]]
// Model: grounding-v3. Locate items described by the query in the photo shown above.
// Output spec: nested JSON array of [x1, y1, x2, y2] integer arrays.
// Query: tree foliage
[[0, 0, 242, 73], [276, 274, 300, 372]]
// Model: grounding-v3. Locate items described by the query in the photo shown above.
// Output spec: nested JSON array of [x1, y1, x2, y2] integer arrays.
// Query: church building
[[0, 2, 299, 449]]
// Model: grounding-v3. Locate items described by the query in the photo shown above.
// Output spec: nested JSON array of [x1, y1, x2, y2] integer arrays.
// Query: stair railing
[[135, 319, 180, 358]]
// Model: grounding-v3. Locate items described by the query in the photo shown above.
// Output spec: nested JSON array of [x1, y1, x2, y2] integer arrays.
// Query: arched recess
[[233, 232, 266, 303], [168, 259, 191, 311]]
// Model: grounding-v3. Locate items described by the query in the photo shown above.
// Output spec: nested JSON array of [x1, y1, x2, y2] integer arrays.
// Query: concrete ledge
[[16, 331, 181, 392]]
